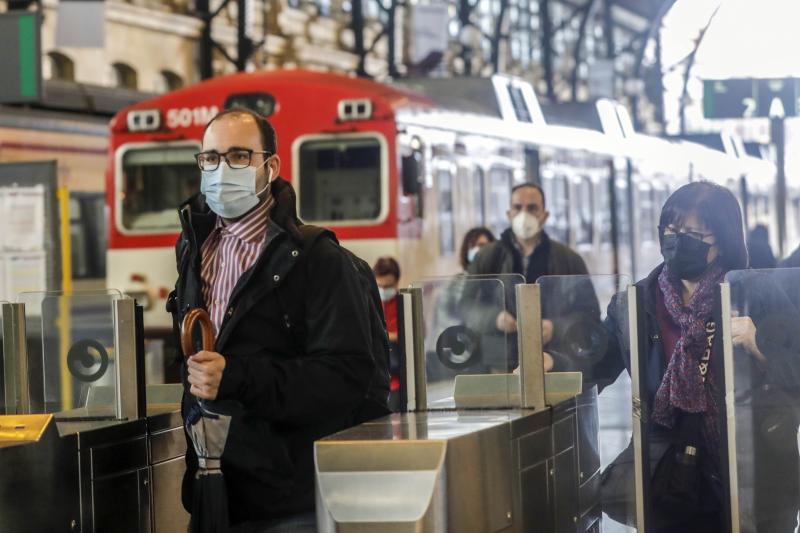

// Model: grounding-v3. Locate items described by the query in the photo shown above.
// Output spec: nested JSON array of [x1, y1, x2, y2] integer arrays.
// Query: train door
[[107, 140, 200, 331]]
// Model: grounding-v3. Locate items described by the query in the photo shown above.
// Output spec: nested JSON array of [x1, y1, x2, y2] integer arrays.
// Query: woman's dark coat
[[592, 264, 800, 531]]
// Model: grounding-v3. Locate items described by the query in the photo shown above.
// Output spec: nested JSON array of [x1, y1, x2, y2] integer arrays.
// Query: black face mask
[[660, 233, 712, 280]]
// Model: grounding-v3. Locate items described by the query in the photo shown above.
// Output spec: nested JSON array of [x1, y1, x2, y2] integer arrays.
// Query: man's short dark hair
[[203, 107, 277, 154], [511, 182, 546, 210]]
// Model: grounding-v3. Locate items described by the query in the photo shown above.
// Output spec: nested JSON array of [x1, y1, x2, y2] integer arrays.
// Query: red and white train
[[107, 69, 792, 333]]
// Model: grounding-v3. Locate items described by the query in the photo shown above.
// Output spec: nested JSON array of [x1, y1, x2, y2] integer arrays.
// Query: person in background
[[373, 256, 401, 408], [747, 224, 776, 269], [468, 183, 590, 355], [459, 227, 495, 272]]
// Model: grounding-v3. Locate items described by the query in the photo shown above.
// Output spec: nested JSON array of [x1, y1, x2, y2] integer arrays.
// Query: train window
[[598, 181, 612, 244], [638, 184, 656, 243], [118, 144, 199, 233], [224, 93, 276, 117], [70, 193, 106, 279], [438, 168, 455, 255], [507, 85, 532, 123], [473, 167, 485, 226], [487, 167, 513, 237], [616, 179, 630, 245], [575, 176, 593, 245], [298, 136, 384, 223], [544, 175, 570, 244]]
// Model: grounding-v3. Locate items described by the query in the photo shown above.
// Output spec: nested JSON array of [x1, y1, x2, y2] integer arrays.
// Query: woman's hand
[[731, 316, 767, 364]]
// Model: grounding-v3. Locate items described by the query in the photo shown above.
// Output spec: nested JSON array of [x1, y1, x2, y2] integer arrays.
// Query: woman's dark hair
[[658, 181, 748, 271], [373, 256, 400, 281], [459, 227, 496, 270]]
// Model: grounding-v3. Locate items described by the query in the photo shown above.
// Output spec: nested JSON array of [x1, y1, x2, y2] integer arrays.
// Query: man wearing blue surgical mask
[[168, 108, 388, 532]]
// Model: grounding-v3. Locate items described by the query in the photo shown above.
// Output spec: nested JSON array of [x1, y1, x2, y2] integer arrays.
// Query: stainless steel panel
[[446, 422, 513, 533], [516, 284, 545, 410], [2, 303, 29, 415], [114, 297, 139, 421], [151, 456, 190, 533], [150, 426, 186, 464]]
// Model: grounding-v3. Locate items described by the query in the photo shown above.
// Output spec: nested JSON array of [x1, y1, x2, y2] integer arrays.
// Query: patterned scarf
[[653, 263, 725, 452]]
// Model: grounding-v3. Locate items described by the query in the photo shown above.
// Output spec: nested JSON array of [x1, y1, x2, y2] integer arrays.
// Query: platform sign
[[703, 78, 799, 119], [0, 11, 41, 104]]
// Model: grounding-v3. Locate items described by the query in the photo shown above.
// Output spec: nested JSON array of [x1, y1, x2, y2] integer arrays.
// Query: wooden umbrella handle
[[181, 308, 215, 357]]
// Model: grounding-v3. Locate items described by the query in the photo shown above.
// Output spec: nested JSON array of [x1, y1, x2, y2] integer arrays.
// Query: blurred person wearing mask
[[169, 108, 387, 532], [373, 257, 401, 409], [569, 182, 800, 532], [459, 227, 495, 271], [468, 183, 588, 346]]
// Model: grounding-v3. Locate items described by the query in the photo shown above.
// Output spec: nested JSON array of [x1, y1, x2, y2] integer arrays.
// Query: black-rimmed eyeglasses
[[195, 149, 272, 171]]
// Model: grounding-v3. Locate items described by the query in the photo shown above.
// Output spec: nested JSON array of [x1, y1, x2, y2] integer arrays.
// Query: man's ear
[[269, 154, 281, 179], [540, 210, 549, 226]]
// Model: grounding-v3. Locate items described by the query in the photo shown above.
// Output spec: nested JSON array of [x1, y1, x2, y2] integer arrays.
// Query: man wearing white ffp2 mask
[[467, 183, 588, 338]]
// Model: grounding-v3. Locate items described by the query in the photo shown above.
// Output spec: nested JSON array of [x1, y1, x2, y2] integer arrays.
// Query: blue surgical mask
[[378, 287, 397, 302], [467, 246, 480, 264], [201, 162, 270, 219]]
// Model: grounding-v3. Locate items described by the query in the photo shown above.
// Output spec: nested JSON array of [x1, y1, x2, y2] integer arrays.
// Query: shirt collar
[[214, 195, 274, 245]]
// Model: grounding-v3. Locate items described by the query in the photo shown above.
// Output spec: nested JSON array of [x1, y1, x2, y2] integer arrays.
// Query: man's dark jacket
[[168, 178, 389, 524], [468, 228, 589, 282]]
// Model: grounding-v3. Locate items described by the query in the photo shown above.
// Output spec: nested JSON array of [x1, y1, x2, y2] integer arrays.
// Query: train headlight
[[337, 99, 373, 122], [126, 109, 161, 132]]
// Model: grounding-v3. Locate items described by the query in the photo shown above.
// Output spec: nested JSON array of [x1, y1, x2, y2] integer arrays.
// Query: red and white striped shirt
[[200, 197, 275, 334]]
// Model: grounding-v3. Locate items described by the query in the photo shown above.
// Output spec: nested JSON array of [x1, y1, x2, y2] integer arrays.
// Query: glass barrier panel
[[411, 274, 524, 410], [538, 274, 634, 531], [18, 290, 123, 418], [722, 268, 800, 532]]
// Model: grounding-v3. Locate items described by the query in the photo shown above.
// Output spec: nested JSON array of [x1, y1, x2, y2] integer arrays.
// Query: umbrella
[[182, 308, 232, 533]]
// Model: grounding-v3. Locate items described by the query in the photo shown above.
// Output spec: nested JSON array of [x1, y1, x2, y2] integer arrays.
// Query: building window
[[47, 51, 75, 81], [111, 62, 138, 90], [155, 70, 183, 93]]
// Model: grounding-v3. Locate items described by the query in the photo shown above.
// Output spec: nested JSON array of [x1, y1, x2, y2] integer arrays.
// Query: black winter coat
[[168, 179, 389, 524]]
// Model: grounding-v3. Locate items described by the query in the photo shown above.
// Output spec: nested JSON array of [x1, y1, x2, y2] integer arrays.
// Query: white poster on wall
[[5, 252, 47, 302], [2, 185, 46, 252]]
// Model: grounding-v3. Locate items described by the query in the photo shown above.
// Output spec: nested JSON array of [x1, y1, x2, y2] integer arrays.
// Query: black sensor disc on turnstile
[[436, 326, 481, 370], [67, 338, 110, 382]]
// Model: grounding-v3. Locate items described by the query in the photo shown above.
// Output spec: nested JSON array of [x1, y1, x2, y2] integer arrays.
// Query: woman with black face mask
[[577, 181, 800, 532]]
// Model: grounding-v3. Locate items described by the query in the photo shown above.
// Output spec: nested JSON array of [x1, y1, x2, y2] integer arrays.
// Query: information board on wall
[[0, 162, 60, 302], [0, 186, 48, 301], [703, 78, 800, 119]]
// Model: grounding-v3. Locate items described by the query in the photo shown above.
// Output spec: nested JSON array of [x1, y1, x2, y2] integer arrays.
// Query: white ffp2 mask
[[511, 212, 541, 240]]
